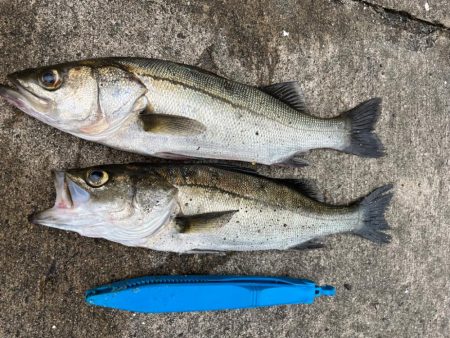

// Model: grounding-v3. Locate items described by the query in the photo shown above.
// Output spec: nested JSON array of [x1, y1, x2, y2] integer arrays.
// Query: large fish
[[32, 164, 393, 252], [0, 58, 384, 166]]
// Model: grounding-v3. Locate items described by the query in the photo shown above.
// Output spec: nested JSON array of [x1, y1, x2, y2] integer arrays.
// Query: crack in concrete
[[350, 0, 450, 33]]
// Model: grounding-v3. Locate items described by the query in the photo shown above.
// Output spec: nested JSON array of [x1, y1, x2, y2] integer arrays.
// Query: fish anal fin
[[176, 210, 238, 234], [274, 154, 309, 168], [260, 81, 307, 112], [290, 239, 326, 250], [139, 113, 206, 136]]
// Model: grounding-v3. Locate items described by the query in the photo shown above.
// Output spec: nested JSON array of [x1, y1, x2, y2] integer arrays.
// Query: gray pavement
[[0, 0, 449, 337]]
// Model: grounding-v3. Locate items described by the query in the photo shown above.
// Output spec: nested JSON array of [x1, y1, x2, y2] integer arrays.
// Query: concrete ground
[[0, 0, 449, 337]]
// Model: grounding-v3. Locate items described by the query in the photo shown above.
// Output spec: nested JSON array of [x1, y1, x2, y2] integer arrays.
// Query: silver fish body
[[32, 164, 393, 253], [0, 58, 384, 166]]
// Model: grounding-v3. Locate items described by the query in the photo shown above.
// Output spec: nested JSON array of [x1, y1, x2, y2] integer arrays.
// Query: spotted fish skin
[[0, 58, 384, 166], [145, 165, 392, 252], [31, 164, 393, 253]]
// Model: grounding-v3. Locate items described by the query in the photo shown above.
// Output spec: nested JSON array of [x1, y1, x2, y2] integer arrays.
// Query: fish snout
[[7, 68, 39, 87], [28, 208, 58, 226], [0, 74, 52, 122], [28, 211, 40, 225], [6, 71, 32, 93], [7, 72, 20, 84]]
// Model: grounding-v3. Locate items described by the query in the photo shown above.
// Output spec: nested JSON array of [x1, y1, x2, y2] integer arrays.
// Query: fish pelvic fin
[[341, 98, 385, 158], [273, 153, 309, 168], [353, 184, 394, 244], [175, 210, 238, 234], [289, 238, 326, 250]]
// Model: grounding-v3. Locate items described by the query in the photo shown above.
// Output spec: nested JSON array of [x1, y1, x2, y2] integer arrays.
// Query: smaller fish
[[32, 164, 393, 253]]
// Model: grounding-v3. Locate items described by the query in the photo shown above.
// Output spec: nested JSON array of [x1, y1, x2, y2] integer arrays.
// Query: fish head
[[31, 164, 178, 246], [0, 60, 148, 140]]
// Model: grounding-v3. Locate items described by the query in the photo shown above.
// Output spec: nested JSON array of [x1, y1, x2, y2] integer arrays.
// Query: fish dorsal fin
[[260, 81, 307, 112], [175, 210, 238, 234], [114, 58, 229, 81], [211, 164, 324, 202], [139, 113, 206, 136], [175, 62, 229, 80], [282, 178, 324, 202]]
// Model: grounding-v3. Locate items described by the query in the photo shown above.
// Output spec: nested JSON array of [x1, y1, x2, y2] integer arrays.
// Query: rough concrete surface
[[366, 0, 450, 27], [0, 0, 449, 337]]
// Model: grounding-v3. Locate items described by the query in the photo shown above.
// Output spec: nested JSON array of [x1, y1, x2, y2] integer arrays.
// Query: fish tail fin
[[341, 98, 385, 158], [353, 184, 393, 244]]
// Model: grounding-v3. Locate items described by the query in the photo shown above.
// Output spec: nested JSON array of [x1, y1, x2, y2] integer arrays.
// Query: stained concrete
[[0, 0, 449, 337]]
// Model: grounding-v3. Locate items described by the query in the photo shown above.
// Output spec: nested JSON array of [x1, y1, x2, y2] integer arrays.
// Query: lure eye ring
[[39, 69, 62, 90], [86, 169, 109, 187]]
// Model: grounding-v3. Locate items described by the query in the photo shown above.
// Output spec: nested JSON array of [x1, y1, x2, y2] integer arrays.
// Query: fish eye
[[39, 69, 61, 90], [86, 169, 109, 187]]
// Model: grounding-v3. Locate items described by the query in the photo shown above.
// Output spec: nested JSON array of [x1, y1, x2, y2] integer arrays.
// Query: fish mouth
[[30, 171, 91, 228], [0, 76, 54, 123]]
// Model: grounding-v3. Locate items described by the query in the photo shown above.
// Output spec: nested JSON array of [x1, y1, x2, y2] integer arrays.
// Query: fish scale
[[0, 57, 385, 165], [119, 57, 344, 128], [114, 58, 358, 163], [146, 166, 362, 252]]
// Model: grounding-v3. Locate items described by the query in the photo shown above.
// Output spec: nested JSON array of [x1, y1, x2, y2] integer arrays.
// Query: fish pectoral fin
[[139, 113, 207, 136], [259, 81, 307, 113], [175, 210, 238, 234], [289, 239, 326, 250]]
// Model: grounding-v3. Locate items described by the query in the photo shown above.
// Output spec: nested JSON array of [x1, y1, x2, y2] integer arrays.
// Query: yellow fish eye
[[39, 69, 62, 90], [86, 169, 109, 187]]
